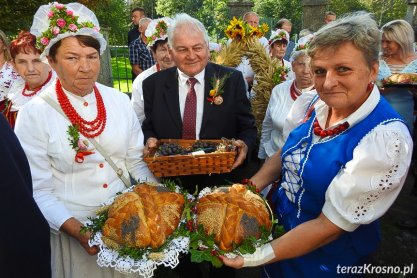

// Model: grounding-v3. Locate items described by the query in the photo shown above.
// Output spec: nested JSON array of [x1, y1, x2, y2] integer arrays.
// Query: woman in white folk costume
[[0, 29, 20, 112], [15, 2, 156, 277], [258, 34, 314, 160], [4, 31, 55, 128], [269, 29, 293, 79], [131, 17, 175, 124]]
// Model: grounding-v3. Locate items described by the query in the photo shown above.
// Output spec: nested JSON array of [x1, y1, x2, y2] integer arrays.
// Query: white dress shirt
[[131, 64, 158, 124], [177, 69, 205, 139], [15, 80, 156, 231], [284, 87, 413, 231]]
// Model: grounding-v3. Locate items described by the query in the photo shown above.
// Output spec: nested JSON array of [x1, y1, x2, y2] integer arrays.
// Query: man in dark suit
[[142, 13, 257, 277], [0, 114, 51, 277], [142, 13, 257, 193]]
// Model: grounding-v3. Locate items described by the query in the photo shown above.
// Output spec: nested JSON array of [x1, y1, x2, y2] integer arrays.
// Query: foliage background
[[0, 0, 410, 44]]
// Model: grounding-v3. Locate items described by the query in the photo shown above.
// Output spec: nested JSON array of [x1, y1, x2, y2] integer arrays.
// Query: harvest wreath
[[215, 17, 288, 132]]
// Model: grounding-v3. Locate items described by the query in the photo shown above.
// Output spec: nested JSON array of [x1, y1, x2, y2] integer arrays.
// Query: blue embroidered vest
[[274, 96, 405, 255]]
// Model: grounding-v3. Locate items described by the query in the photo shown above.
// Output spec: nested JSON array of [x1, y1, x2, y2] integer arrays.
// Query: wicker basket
[[144, 139, 237, 177]]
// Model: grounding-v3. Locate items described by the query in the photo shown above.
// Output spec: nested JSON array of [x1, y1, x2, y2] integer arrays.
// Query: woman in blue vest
[[220, 12, 413, 277]]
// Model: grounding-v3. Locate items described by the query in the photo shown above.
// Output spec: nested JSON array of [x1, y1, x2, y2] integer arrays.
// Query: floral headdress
[[225, 17, 269, 42], [268, 29, 289, 46], [145, 17, 172, 48], [30, 2, 107, 59], [294, 33, 314, 51]]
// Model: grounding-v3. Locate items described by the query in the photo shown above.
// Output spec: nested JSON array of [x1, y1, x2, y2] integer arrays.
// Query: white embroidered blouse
[[0, 62, 20, 102], [15, 81, 156, 231], [283, 87, 413, 232]]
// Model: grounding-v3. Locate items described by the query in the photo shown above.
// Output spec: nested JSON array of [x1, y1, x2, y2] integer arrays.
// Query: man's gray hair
[[167, 13, 209, 48], [138, 17, 151, 28], [308, 11, 380, 68], [243, 11, 259, 21]]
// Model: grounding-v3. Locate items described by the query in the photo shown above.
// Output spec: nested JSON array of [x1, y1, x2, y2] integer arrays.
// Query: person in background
[[259, 35, 314, 160], [269, 29, 293, 79], [235, 11, 269, 92], [0, 30, 20, 112], [221, 12, 412, 277], [378, 19, 417, 132], [378, 19, 417, 230], [127, 7, 146, 46], [0, 114, 51, 278], [276, 18, 295, 61], [129, 17, 155, 81], [16, 3, 155, 277], [131, 17, 174, 124], [324, 11, 337, 24], [4, 31, 55, 128]]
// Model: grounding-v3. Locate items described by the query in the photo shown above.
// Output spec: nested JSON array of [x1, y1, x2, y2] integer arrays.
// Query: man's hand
[[144, 137, 158, 157], [60, 217, 99, 255], [231, 139, 248, 170]]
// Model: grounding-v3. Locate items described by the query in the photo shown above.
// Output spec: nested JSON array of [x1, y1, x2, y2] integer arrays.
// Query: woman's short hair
[[150, 39, 168, 53], [290, 50, 308, 63], [381, 19, 415, 57], [308, 11, 380, 68], [167, 13, 209, 48], [10, 31, 40, 60], [48, 35, 100, 61], [0, 30, 12, 61]]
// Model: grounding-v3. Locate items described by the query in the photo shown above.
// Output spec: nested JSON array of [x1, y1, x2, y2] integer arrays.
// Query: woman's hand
[[219, 255, 244, 269], [231, 139, 248, 170], [60, 217, 99, 255]]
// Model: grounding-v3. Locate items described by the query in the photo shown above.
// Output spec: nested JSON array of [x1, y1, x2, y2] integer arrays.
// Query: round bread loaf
[[102, 183, 185, 249], [196, 183, 271, 251]]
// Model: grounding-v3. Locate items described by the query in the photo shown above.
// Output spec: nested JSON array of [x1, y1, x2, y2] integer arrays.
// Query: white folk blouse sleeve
[[124, 93, 157, 182], [322, 122, 413, 232], [15, 100, 73, 231], [258, 85, 279, 159]]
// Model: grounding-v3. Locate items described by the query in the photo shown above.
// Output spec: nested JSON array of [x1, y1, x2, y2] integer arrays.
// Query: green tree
[[155, 0, 229, 42], [253, 0, 302, 37]]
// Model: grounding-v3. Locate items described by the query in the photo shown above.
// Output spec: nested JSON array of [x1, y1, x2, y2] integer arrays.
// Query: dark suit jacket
[[0, 115, 51, 277], [142, 62, 258, 191]]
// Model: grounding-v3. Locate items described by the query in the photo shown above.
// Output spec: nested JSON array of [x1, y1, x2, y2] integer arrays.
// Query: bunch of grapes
[[157, 143, 185, 156], [191, 141, 218, 151]]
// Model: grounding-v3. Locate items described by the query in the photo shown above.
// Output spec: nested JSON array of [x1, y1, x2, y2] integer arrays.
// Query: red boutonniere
[[67, 124, 95, 163], [207, 73, 231, 105]]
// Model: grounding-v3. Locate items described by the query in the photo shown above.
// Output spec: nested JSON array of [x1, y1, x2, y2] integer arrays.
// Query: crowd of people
[[1, 2, 416, 278]]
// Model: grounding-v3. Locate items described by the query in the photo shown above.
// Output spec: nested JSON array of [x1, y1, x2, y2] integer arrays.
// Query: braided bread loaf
[[102, 183, 185, 249], [196, 183, 271, 251]]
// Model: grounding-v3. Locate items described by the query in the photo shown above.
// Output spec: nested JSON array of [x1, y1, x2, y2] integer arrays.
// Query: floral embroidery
[[36, 2, 99, 52], [67, 124, 95, 163], [207, 73, 231, 105]]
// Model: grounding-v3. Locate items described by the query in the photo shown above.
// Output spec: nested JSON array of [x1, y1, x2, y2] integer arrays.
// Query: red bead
[[99, 163, 104, 168], [83, 102, 88, 107], [55, 80, 106, 138], [313, 127, 321, 135], [313, 119, 349, 138], [102, 183, 108, 188], [320, 130, 327, 137]]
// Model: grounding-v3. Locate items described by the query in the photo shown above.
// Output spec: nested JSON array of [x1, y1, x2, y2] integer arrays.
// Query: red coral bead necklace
[[55, 79, 106, 138], [22, 71, 53, 97], [313, 119, 349, 138]]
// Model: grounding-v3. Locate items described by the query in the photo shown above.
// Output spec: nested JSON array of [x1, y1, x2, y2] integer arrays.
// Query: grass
[[110, 47, 133, 94]]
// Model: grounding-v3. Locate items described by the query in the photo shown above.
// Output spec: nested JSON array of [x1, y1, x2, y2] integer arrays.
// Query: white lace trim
[[88, 184, 192, 278], [350, 131, 404, 223]]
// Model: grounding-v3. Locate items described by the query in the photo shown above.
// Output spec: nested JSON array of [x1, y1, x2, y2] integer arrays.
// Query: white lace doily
[[88, 183, 192, 278]]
